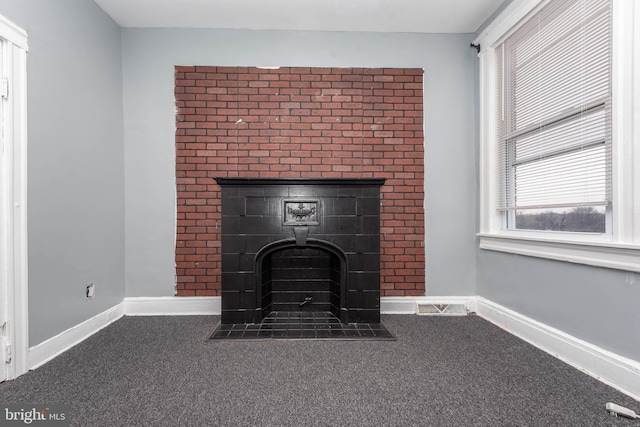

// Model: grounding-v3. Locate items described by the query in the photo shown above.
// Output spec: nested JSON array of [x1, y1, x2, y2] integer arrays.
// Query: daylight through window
[[495, 0, 612, 233]]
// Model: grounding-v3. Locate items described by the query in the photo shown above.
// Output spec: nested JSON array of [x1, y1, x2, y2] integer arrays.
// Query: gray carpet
[[0, 315, 638, 426]]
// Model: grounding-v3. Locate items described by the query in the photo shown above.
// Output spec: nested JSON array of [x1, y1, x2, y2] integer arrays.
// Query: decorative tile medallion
[[283, 200, 319, 225]]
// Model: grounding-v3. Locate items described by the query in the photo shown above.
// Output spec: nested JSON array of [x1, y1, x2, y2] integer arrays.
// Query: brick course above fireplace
[[175, 66, 425, 297]]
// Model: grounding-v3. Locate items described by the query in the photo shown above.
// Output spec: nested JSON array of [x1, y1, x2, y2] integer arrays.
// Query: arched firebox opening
[[256, 239, 348, 324]]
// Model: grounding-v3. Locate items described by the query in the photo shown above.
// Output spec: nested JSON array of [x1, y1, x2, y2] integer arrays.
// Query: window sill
[[478, 233, 640, 272]]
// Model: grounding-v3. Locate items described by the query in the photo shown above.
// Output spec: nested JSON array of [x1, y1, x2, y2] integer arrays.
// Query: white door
[[0, 196, 7, 383], [0, 38, 8, 382], [0, 17, 29, 381]]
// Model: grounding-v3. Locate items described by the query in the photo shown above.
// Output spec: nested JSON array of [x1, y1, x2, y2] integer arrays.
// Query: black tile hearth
[[209, 311, 395, 341]]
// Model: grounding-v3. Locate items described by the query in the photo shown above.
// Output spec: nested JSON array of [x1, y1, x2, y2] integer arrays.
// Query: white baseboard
[[475, 297, 640, 401], [28, 304, 125, 370], [123, 296, 220, 315], [125, 296, 476, 316], [24, 296, 464, 371], [381, 296, 476, 315], [125, 296, 473, 316], [27, 297, 220, 370], [26, 295, 640, 402]]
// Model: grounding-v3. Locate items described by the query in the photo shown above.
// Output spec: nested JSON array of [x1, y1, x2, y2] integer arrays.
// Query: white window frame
[[475, 0, 640, 272]]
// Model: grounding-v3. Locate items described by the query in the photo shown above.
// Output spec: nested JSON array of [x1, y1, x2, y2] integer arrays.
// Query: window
[[496, 0, 611, 233], [475, 0, 640, 272]]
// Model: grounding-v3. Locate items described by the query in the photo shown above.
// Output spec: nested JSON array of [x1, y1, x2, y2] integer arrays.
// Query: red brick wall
[[174, 66, 424, 297]]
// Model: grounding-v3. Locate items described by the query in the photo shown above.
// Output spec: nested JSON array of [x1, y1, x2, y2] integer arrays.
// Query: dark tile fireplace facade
[[217, 178, 385, 325]]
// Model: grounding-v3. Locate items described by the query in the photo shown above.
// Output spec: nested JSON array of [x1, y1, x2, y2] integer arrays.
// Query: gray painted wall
[[122, 29, 478, 297], [473, 0, 640, 364], [476, 251, 640, 361], [0, 0, 125, 346]]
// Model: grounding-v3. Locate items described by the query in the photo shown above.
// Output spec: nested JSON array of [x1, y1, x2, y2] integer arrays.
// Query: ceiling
[[94, 0, 505, 34]]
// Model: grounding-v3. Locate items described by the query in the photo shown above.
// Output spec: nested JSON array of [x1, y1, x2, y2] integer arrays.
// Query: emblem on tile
[[284, 200, 319, 225]]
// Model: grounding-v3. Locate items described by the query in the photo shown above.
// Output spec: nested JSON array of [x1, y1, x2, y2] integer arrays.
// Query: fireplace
[[215, 178, 385, 328]]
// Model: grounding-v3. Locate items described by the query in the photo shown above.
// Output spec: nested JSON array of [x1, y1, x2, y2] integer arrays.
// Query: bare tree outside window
[[515, 206, 606, 233]]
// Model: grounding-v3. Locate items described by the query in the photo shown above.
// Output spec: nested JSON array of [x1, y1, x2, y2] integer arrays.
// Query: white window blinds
[[495, 0, 612, 223]]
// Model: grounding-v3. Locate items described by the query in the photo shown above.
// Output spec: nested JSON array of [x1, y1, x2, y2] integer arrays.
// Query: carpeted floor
[[0, 315, 638, 426]]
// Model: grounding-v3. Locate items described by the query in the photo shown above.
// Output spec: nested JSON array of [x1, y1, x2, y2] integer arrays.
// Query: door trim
[[0, 13, 28, 381]]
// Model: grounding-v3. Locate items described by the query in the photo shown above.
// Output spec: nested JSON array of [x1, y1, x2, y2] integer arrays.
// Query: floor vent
[[417, 303, 468, 316]]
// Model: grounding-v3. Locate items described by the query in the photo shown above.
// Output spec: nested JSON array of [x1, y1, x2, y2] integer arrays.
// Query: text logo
[[1, 405, 69, 426]]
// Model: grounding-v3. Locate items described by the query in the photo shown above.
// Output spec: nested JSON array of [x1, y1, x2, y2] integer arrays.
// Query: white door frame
[[0, 13, 28, 382]]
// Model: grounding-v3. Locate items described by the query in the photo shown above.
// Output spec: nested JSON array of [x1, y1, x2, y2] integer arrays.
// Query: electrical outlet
[[86, 283, 95, 300]]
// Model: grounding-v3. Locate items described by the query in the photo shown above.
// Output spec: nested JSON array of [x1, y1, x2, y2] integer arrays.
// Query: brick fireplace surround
[[175, 66, 425, 299]]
